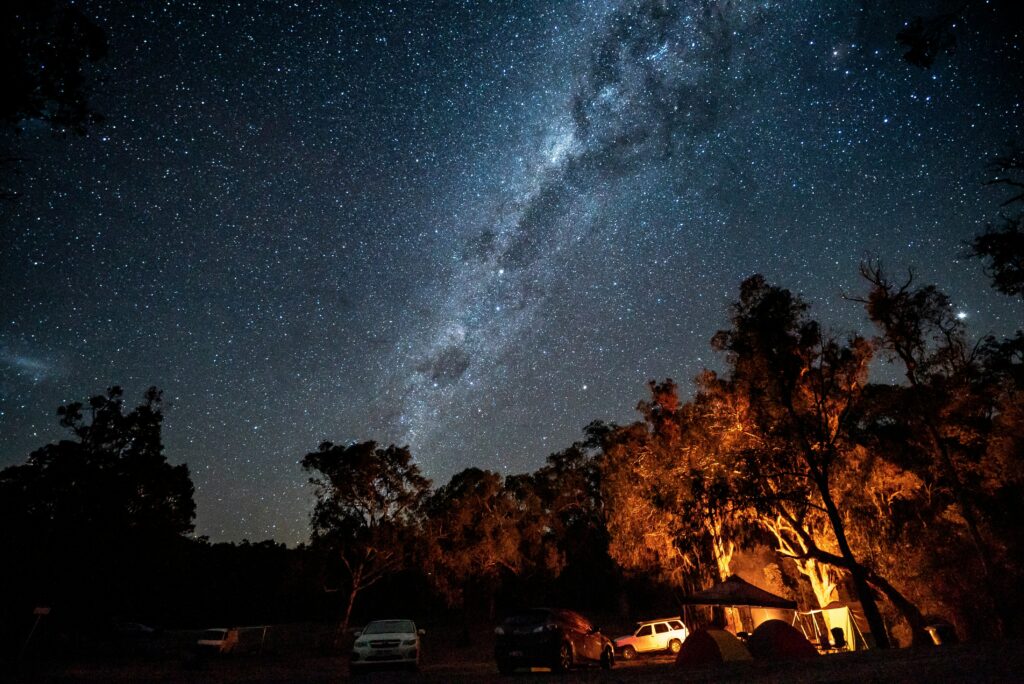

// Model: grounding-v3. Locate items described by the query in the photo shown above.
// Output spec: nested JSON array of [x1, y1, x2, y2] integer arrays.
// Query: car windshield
[[503, 610, 551, 627], [363, 620, 415, 635]]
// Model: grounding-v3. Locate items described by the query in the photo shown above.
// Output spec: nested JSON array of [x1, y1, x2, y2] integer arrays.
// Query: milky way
[[1, 1, 1020, 544]]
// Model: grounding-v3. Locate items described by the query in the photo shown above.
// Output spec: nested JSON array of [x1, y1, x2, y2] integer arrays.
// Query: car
[[196, 628, 238, 654], [350, 619, 424, 672], [494, 608, 615, 674], [195, 626, 268, 655], [613, 617, 689, 659]]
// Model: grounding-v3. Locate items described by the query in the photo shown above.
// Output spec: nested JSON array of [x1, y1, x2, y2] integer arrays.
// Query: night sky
[[1, 1, 1021, 545]]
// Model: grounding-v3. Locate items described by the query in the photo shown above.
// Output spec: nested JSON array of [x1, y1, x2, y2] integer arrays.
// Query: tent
[[680, 574, 797, 634], [746, 619, 818, 661], [680, 575, 798, 609], [675, 628, 752, 669], [793, 601, 871, 651]]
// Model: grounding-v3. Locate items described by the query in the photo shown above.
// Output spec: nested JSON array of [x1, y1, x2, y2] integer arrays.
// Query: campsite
[[11, 621, 1024, 683]]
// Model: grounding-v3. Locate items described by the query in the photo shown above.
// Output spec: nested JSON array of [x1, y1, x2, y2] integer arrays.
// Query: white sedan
[[350, 619, 424, 671]]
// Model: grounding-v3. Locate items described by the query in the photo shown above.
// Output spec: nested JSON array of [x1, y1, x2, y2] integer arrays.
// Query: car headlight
[[402, 639, 417, 646], [354, 640, 368, 648]]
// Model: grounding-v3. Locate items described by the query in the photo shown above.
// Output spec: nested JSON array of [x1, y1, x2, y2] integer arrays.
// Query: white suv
[[614, 618, 688, 659]]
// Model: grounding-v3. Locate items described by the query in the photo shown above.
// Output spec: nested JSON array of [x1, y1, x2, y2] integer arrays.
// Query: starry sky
[[1, 1, 1021, 545]]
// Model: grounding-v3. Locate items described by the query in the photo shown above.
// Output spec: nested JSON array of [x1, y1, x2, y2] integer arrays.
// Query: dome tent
[[747, 619, 818, 661], [675, 628, 752, 669]]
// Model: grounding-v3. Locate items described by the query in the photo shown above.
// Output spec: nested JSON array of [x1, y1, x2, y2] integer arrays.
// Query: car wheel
[[669, 638, 682, 654], [601, 646, 615, 670], [554, 641, 573, 672], [621, 645, 637, 660]]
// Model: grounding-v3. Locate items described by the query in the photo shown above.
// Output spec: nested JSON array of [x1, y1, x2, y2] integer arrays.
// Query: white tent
[[793, 601, 870, 651]]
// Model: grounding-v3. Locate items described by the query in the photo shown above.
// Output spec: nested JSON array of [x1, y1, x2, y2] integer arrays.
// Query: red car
[[494, 608, 615, 674]]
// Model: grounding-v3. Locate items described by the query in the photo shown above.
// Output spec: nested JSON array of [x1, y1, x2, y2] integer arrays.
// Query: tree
[[710, 274, 913, 647], [856, 263, 1019, 637], [531, 423, 613, 595], [422, 468, 559, 635], [301, 441, 430, 639], [0, 386, 195, 617], [971, 143, 1024, 298], [602, 381, 741, 593], [895, 1, 1024, 72]]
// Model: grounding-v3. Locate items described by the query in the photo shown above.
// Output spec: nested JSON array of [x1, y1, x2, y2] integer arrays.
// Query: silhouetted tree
[[971, 143, 1024, 297], [0, 386, 194, 623], [895, 1, 1023, 71], [301, 441, 430, 640], [531, 424, 613, 591], [896, 13, 959, 69]]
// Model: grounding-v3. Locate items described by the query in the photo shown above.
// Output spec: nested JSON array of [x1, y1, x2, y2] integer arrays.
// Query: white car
[[350, 619, 424, 671], [196, 628, 238, 654], [614, 617, 688, 659]]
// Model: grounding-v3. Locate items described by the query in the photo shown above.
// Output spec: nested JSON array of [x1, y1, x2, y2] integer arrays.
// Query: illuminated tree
[[602, 380, 744, 593], [423, 468, 556, 615], [301, 441, 430, 638], [710, 274, 914, 647]]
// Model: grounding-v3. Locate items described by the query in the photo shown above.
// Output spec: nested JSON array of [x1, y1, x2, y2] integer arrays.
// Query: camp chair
[[830, 627, 847, 651]]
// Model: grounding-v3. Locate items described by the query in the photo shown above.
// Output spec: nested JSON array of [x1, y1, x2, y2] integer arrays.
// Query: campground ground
[[7, 623, 1024, 683]]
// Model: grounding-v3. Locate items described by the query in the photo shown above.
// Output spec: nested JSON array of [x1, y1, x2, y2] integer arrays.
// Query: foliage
[[602, 380, 743, 594], [971, 144, 1024, 297], [709, 274, 907, 647], [301, 440, 430, 636], [424, 467, 556, 610], [0, 386, 195, 623]]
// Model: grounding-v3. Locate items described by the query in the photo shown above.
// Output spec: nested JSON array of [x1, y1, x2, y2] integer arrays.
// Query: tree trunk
[[335, 565, 363, 649], [862, 566, 931, 646], [904, 363, 1004, 637], [817, 477, 892, 649]]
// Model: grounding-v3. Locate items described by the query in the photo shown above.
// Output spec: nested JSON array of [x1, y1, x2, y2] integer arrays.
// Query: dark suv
[[494, 608, 614, 674]]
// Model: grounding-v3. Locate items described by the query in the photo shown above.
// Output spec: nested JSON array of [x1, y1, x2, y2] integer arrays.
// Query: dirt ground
[[8, 626, 1023, 683]]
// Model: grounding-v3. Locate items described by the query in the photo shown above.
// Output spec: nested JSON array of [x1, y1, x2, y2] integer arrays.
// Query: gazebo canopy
[[680, 574, 797, 610]]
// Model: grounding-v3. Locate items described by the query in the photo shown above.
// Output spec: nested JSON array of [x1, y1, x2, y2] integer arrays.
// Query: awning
[[680, 574, 797, 610]]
